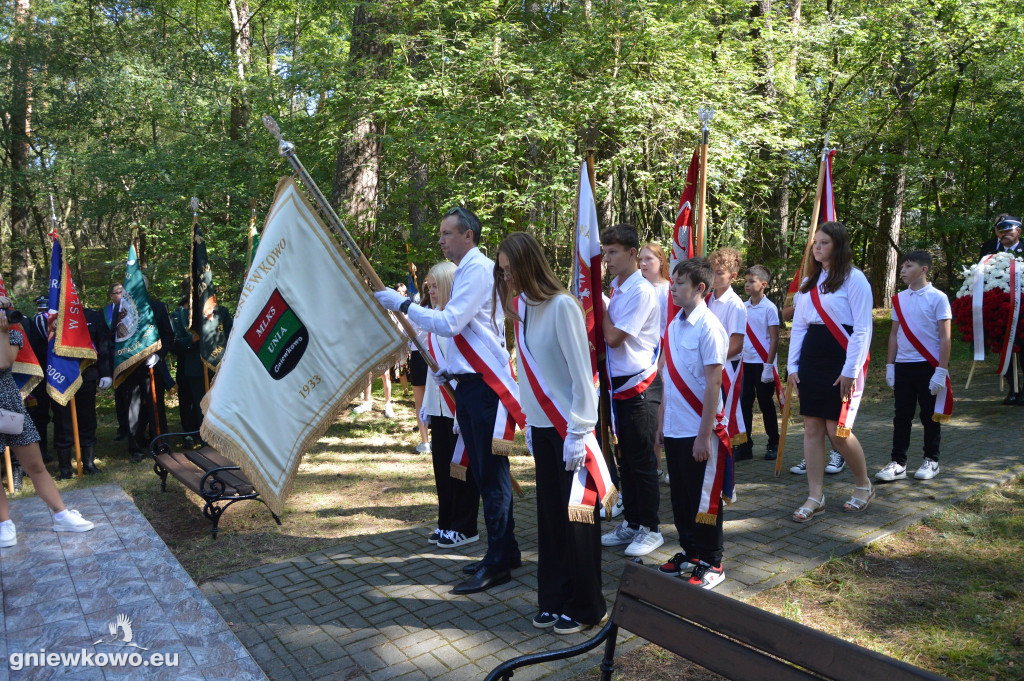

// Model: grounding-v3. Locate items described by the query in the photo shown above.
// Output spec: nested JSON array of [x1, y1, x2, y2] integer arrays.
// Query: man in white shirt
[[375, 207, 519, 595], [598, 224, 664, 557]]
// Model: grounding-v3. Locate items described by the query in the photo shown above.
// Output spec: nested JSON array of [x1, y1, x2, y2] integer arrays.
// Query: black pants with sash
[[891, 361, 941, 464], [664, 436, 725, 567], [532, 426, 605, 625], [611, 374, 662, 531], [455, 376, 520, 571]]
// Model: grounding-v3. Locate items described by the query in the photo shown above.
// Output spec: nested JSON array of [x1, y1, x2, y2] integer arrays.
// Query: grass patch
[[571, 475, 1024, 681]]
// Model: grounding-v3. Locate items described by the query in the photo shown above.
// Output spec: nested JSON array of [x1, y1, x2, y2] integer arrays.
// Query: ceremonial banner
[[572, 160, 604, 382], [112, 245, 162, 387], [201, 177, 406, 514], [0, 275, 42, 397], [667, 149, 700, 324], [45, 235, 97, 405], [785, 149, 837, 309], [188, 221, 229, 371]]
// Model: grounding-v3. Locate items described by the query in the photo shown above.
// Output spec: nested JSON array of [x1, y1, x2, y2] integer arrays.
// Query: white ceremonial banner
[[201, 177, 406, 514]]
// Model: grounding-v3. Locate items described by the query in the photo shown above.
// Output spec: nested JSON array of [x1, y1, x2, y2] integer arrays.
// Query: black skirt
[[798, 324, 851, 420], [408, 350, 428, 387]]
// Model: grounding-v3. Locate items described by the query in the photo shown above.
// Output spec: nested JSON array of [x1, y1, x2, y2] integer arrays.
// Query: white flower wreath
[[956, 252, 1024, 297]]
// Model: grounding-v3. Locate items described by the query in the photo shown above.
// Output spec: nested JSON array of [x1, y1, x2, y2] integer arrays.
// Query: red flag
[[667, 149, 700, 325], [0, 274, 43, 396], [785, 149, 837, 309], [573, 160, 604, 383]]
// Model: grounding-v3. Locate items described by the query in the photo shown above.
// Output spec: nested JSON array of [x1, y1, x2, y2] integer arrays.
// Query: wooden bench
[[484, 561, 952, 681], [149, 431, 282, 539]]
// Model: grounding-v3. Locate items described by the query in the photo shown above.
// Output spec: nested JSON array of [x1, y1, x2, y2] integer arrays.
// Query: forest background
[[2, 0, 1023, 310]]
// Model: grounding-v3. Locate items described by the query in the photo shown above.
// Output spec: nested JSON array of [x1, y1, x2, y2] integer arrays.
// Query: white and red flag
[[667, 149, 700, 324], [573, 160, 605, 383], [785, 149, 837, 310], [0, 274, 43, 397]]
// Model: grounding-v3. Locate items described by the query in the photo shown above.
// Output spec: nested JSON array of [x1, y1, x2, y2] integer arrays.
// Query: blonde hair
[[427, 261, 457, 311], [708, 247, 742, 276], [640, 242, 670, 281]]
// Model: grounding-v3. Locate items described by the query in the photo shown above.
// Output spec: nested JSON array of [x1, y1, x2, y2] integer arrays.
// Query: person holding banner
[[375, 207, 522, 595], [877, 251, 952, 483], [104, 283, 131, 440], [496, 232, 611, 634], [740, 265, 781, 461], [788, 222, 874, 522], [420, 262, 480, 549], [598, 224, 664, 558], [0, 299, 95, 546]]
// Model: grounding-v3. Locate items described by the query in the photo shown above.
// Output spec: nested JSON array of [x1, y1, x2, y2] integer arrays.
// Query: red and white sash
[[603, 287, 659, 436], [971, 255, 994, 362], [662, 323, 735, 525], [453, 323, 525, 455], [425, 333, 470, 480], [514, 297, 616, 523], [999, 258, 1022, 375], [891, 294, 954, 423], [808, 285, 870, 437], [705, 292, 746, 444], [745, 321, 784, 407]]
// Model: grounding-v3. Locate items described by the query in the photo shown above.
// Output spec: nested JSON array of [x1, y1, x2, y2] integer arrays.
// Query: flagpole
[[775, 136, 830, 477], [586, 152, 616, 467], [70, 397, 84, 478], [696, 105, 714, 257], [263, 115, 522, 496], [245, 198, 258, 279], [4, 447, 13, 493]]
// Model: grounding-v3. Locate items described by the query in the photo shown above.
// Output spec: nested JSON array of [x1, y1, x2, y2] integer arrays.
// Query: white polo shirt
[[742, 297, 780, 365], [892, 284, 952, 363], [663, 302, 729, 439], [606, 269, 660, 378], [707, 286, 746, 362]]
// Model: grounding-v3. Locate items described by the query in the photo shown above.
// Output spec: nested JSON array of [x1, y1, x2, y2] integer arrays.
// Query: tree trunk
[[9, 0, 33, 297], [227, 0, 252, 141]]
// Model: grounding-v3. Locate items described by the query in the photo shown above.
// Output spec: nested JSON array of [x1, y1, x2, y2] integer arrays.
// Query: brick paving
[[0, 484, 267, 681], [200, 371, 1024, 680]]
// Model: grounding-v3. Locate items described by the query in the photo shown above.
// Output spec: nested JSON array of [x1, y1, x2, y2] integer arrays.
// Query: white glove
[[374, 288, 408, 311], [98, 377, 112, 390], [885, 364, 896, 389], [418, 405, 429, 426], [452, 419, 460, 436], [929, 367, 948, 396], [428, 368, 446, 388], [525, 426, 533, 455], [760, 364, 775, 383], [563, 431, 588, 472]]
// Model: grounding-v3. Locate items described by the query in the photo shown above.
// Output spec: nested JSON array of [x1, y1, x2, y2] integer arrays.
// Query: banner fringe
[[568, 504, 596, 525], [449, 463, 467, 481], [932, 413, 951, 424], [112, 340, 162, 388], [730, 433, 747, 446], [695, 511, 719, 526], [491, 438, 516, 456]]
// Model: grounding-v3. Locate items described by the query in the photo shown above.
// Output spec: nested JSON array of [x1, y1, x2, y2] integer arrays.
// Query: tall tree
[[9, 0, 34, 296]]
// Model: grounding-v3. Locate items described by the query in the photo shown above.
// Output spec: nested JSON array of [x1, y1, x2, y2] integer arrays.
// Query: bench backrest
[[614, 562, 951, 681]]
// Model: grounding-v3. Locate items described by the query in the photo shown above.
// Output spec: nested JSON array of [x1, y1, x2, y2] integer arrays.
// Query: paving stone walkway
[[0, 485, 267, 681], [203, 372, 1024, 681]]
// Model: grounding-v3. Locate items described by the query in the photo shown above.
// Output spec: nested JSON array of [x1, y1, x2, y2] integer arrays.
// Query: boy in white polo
[[740, 265, 781, 460], [706, 248, 749, 459], [657, 257, 731, 590], [878, 250, 952, 482], [599, 224, 664, 557]]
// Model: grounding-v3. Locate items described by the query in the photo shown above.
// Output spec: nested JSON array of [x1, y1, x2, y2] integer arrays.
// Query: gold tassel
[[695, 511, 718, 526], [568, 503, 596, 524], [730, 433, 748, 446], [835, 426, 852, 438], [491, 438, 515, 456], [449, 463, 467, 481], [601, 486, 619, 518], [932, 413, 951, 423]]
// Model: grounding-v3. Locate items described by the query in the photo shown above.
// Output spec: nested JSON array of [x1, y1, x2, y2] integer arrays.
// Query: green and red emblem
[[244, 289, 308, 379]]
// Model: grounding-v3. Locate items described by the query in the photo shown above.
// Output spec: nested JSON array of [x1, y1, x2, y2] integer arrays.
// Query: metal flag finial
[[698, 104, 715, 132], [190, 196, 199, 214], [262, 114, 294, 156]]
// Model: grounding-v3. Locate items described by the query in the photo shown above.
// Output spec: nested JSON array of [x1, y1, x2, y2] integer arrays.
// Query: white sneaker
[[383, 402, 396, 419], [352, 401, 373, 415], [599, 497, 625, 520], [875, 461, 907, 482], [662, 471, 670, 484], [790, 459, 807, 475], [52, 509, 94, 533], [624, 527, 664, 557], [415, 442, 432, 454], [0, 520, 16, 548], [914, 458, 940, 480], [601, 520, 638, 547], [436, 530, 479, 548], [825, 450, 846, 474]]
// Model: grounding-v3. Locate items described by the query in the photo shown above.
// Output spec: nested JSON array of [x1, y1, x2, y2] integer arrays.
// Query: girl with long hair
[[639, 242, 671, 331], [494, 232, 610, 635], [787, 222, 875, 522]]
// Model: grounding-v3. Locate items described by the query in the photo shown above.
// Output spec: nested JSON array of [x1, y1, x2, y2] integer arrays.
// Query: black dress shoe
[[1004, 391, 1019, 405], [733, 443, 753, 461], [452, 566, 511, 595], [462, 556, 523, 574]]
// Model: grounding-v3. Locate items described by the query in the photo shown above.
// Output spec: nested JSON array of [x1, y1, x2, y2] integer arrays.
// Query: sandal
[[843, 483, 875, 513], [792, 495, 825, 523]]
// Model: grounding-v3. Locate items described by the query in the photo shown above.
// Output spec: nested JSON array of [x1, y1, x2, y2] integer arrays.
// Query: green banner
[[188, 222, 229, 370], [112, 244, 161, 387]]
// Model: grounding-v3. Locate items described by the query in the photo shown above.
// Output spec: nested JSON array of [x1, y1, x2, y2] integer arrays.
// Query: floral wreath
[[951, 252, 1024, 360]]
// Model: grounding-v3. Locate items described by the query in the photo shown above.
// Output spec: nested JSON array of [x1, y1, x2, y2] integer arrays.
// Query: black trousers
[[611, 375, 662, 531], [455, 376, 519, 571], [891, 361, 941, 464], [740, 362, 779, 449], [50, 379, 98, 448], [114, 381, 130, 434], [664, 436, 724, 567], [430, 415, 480, 537], [532, 427, 606, 625], [124, 365, 169, 455], [177, 374, 207, 434]]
